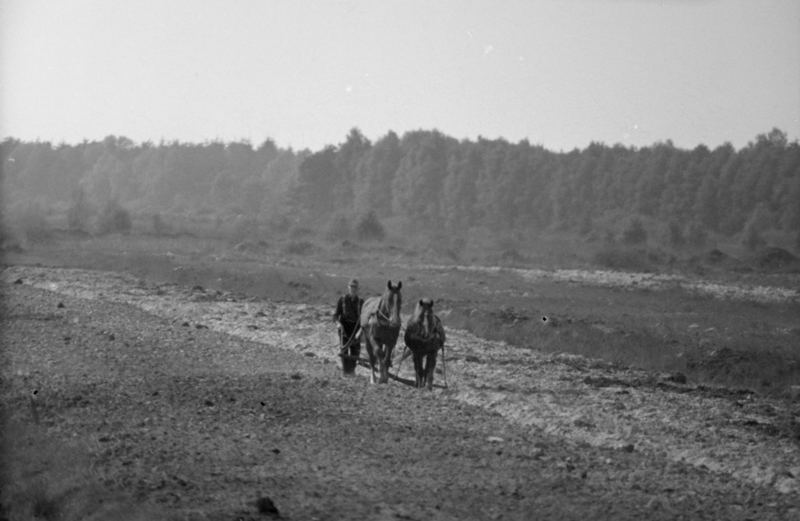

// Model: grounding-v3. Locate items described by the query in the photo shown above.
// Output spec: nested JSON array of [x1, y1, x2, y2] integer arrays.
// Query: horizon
[[2, 0, 799, 153], [1, 125, 796, 154]]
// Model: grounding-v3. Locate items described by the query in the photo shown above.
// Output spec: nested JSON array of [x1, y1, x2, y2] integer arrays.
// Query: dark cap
[[348, 279, 359, 288]]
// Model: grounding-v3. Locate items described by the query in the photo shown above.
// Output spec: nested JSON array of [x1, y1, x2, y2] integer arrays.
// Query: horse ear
[[418, 299, 424, 306], [387, 280, 392, 289], [397, 281, 402, 290]]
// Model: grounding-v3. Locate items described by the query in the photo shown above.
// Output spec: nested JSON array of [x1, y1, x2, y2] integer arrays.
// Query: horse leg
[[364, 332, 379, 384], [412, 352, 423, 388], [418, 353, 426, 388], [377, 342, 389, 384], [422, 352, 430, 389], [349, 334, 361, 376], [381, 343, 396, 384], [425, 351, 438, 390]]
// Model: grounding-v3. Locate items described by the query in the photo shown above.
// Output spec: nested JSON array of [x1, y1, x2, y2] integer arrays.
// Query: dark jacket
[[334, 294, 363, 325]]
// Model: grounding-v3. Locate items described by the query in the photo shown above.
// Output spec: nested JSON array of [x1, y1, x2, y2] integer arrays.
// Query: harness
[[373, 293, 400, 328], [375, 300, 393, 325], [406, 317, 443, 354], [339, 323, 362, 358]]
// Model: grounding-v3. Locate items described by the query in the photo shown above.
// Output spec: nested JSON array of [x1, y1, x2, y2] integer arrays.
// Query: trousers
[[339, 321, 361, 374]]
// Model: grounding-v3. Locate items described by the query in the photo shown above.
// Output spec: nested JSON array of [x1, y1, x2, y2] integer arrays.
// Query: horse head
[[381, 280, 402, 328], [413, 298, 435, 338]]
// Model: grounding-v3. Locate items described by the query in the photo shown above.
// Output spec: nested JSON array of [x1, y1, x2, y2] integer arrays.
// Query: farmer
[[333, 278, 364, 376]]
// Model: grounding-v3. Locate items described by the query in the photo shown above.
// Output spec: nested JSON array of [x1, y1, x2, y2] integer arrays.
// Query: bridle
[[376, 291, 401, 327]]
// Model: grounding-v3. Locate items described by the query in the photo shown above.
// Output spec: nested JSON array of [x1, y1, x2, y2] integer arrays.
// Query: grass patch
[[284, 240, 316, 255], [440, 286, 800, 396]]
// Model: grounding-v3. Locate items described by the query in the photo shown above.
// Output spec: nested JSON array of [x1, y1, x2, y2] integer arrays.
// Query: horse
[[403, 298, 445, 390], [360, 280, 403, 384]]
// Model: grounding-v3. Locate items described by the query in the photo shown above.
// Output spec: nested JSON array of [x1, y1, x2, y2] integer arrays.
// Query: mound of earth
[[686, 249, 744, 272], [753, 247, 799, 271], [704, 248, 736, 265]]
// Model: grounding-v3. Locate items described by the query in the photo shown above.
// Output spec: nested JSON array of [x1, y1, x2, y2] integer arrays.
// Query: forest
[[2, 127, 799, 260]]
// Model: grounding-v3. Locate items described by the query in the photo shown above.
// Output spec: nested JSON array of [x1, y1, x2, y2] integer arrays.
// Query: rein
[[375, 294, 400, 327], [340, 324, 361, 348]]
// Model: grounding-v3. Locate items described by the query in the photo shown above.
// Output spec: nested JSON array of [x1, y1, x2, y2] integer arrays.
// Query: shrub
[[284, 240, 315, 255], [356, 211, 385, 241], [499, 248, 525, 264], [11, 201, 52, 243], [621, 217, 647, 245], [67, 189, 94, 233], [96, 200, 132, 235]]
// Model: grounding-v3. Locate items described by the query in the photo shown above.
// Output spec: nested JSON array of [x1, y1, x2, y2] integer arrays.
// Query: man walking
[[333, 279, 364, 376]]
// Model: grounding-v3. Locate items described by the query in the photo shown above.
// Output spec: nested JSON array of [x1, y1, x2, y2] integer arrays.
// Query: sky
[[1, 0, 799, 152]]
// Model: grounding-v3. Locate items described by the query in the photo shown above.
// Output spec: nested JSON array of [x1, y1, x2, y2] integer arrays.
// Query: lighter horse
[[360, 280, 403, 384]]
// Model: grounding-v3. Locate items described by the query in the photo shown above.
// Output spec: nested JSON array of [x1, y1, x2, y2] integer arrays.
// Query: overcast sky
[[1, 0, 798, 151]]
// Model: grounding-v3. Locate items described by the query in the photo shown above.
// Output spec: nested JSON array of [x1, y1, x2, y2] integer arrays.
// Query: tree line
[[2, 128, 799, 249]]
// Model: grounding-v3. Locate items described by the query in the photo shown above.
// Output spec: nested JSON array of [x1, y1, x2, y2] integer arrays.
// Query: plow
[[339, 344, 449, 389]]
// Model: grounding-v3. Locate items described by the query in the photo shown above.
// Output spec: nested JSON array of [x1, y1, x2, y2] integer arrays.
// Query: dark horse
[[360, 280, 402, 384], [403, 298, 445, 390]]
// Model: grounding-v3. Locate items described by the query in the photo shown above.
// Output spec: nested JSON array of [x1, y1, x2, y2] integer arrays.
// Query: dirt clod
[[255, 496, 279, 517]]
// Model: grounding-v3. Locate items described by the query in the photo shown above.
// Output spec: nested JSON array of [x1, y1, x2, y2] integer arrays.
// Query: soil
[[2, 248, 800, 520]]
